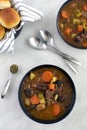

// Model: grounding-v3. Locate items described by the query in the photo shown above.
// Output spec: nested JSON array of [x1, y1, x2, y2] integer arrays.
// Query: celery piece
[[71, 33, 77, 38], [73, 19, 81, 24], [83, 23, 87, 30]]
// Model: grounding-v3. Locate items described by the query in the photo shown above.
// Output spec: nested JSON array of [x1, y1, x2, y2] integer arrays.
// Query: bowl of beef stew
[[18, 64, 76, 124], [57, 0, 87, 49]]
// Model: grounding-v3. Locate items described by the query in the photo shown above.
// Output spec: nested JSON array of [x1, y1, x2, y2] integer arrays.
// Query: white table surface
[[0, 0, 87, 129]]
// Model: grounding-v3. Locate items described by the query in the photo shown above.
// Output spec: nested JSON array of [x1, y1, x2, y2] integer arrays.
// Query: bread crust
[[0, 7, 20, 29], [0, 24, 5, 40], [0, 0, 11, 9]]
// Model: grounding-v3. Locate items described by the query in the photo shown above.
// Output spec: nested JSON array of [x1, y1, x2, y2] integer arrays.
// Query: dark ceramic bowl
[[18, 64, 76, 124], [57, 0, 87, 49]]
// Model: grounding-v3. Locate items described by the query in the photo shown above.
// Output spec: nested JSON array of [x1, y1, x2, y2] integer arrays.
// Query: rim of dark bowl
[[18, 64, 76, 124], [56, 0, 87, 49], [15, 26, 23, 39]]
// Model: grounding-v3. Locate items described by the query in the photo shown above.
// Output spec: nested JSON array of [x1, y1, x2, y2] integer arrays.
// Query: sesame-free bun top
[[0, 0, 11, 9], [0, 24, 5, 40], [0, 7, 20, 29]]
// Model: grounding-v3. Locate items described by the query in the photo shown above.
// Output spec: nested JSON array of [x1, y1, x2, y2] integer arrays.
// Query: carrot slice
[[84, 5, 87, 11], [51, 103, 60, 116], [30, 95, 40, 104], [82, 41, 87, 47], [61, 10, 70, 19], [41, 71, 53, 82], [49, 83, 55, 90], [78, 25, 83, 32], [65, 28, 71, 35]]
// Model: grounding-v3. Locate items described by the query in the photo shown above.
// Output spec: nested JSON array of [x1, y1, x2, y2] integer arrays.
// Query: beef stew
[[57, 0, 87, 49], [18, 65, 76, 124]]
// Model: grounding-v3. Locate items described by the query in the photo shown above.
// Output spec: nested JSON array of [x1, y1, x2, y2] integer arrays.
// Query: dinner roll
[[0, 7, 20, 29], [0, 0, 11, 9], [0, 24, 5, 40]]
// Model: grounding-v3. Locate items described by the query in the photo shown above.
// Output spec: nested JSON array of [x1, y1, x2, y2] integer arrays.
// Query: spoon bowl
[[40, 30, 54, 47], [39, 30, 81, 64], [29, 37, 47, 50]]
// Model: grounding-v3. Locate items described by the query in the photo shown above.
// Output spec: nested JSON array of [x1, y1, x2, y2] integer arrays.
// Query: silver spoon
[[39, 30, 81, 66], [29, 37, 47, 50], [29, 37, 79, 74], [1, 64, 18, 98]]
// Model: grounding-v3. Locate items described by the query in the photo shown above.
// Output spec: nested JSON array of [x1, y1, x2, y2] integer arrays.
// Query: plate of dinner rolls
[[0, 0, 21, 41]]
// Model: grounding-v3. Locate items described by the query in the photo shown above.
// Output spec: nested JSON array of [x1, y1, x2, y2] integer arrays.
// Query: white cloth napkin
[[0, 30, 15, 53]]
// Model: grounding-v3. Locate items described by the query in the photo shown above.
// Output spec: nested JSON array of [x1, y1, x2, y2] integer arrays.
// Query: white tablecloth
[[0, 0, 87, 129]]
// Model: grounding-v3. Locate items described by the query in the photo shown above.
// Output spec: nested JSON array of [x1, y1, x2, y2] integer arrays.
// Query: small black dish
[[57, 0, 87, 49], [18, 64, 76, 124]]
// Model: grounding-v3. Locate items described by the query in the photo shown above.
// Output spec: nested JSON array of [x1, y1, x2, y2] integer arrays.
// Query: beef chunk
[[26, 104, 36, 111], [45, 89, 55, 101], [36, 80, 48, 90], [55, 80, 63, 88], [58, 94, 70, 103], [58, 95, 66, 102], [24, 88, 34, 97], [36, 104, 46, 111]]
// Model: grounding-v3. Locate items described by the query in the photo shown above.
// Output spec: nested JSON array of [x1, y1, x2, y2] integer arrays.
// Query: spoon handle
[[64, 60, 78, 74], [47, 45, 79, 74], [55, 50, 81, 66], [48, 45, 81, 65], [1, 73, 12, 98]]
